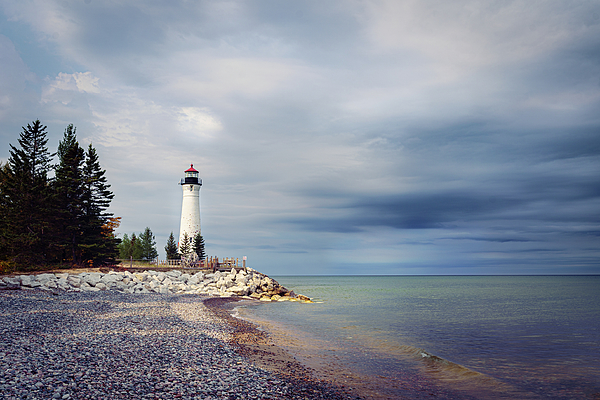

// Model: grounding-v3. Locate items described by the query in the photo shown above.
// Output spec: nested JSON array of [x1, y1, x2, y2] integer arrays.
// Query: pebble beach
[[0, 289, 358, 400]]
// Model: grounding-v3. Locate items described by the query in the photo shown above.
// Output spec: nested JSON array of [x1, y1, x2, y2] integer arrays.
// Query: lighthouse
[[179, 164, 202, 250]]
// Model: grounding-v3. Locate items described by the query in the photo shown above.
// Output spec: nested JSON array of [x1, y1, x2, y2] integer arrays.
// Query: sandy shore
[[0, 289, 358, 400]]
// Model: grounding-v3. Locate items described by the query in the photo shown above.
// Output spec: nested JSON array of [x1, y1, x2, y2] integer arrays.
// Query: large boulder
[[165, 270, 182, 279], [101, 274, 122, 284], [44, 280, 58, 289], [188, 272, 203, 285], [20, 275, 41, 288], [228, 285, 249, 296], [67, 276, 82, 288], [83, 273, 102, 287], [133, 273, 147, 282]]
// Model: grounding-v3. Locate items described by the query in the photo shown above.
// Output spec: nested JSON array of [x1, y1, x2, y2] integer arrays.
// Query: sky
[[1, 0, 599, 275]]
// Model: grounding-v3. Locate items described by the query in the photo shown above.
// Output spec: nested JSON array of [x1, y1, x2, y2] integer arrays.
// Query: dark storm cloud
[[539, 126, 600, 161], [288, 190, 521, 232], [2, 0, 600, 273]]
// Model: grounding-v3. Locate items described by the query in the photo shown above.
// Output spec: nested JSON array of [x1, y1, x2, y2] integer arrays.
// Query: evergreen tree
[[139, 227, 158, 261], [118, 233, 131, 259], [53, 124, 85, 264], [0, 120, 55, 266], [179, 232, 192, 257], [193, 233, 206, 261], [0, 121, 118, 268], [80, 143, 116, 264], [165, 232, 180, 260], [130, 233, 143, 260], [0, 162, 10, 262]]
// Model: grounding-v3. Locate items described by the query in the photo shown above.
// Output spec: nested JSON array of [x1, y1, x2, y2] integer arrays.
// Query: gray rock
[[67, 276, 81, 288], [101, 274, 122, 284], [83, 273, 102, 286], [165, 270, 182, 278], [3, 277, 21, 285], [44, 280, 58, 289]]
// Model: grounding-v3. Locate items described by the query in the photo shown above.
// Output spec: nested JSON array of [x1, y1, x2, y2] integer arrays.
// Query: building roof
[[185, 164, 198, 173]]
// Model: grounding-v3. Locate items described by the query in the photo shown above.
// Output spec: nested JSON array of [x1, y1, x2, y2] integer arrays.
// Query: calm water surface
[[236, 276, 600, 399]]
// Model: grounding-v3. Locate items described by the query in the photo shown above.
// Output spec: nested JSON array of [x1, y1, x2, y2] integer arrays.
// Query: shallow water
[[236, 276, 600, 399]]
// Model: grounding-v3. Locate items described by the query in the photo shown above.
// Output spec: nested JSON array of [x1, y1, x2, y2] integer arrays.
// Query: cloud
[[176, 107, 222, 139], [1, 0, 599, 274], [0, 35, 38, 127], [41, 71, 100, 104]]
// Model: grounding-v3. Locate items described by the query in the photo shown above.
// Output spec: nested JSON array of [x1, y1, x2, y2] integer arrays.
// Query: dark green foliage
[[193, 233, 206, 260], [118, 233, 131, 259], [79, 143, 117, 264], [165, 231, 180, 260], [0, 120, 55, 266], [0, 120, 118, 269], [130, 233, 143, 260], [0, 161, 9, 261], [54, 124, 86, 264], [179, 232, 192, 257], [117, 232, 146, 260], [139, 227, 158, 261]]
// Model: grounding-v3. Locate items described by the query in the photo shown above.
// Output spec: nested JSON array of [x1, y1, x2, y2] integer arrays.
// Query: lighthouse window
[[189, 185, 193, 191]]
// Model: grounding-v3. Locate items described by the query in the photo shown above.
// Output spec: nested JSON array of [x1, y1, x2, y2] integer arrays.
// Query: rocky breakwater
[[0, 267, 312, 302]]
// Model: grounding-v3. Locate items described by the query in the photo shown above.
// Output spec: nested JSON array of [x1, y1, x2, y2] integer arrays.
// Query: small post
[[130, 256, 132, 269]]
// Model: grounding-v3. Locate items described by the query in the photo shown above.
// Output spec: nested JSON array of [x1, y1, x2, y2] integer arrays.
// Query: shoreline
[[203, 297, 358, 399], [224, 285, 483, 400], [0, 288, 358, 400]]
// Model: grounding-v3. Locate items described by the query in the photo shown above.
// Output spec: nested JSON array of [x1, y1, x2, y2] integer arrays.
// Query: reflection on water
[[236, 276, 600, 400]]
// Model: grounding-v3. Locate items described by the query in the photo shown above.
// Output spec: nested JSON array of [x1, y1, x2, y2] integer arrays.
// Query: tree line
[[117, 227, 158, 261], [0, 120, 119, 271], [118, 230, 205, 262]]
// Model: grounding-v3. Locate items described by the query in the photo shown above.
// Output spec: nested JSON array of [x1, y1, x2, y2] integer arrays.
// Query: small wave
[[394, 345, 513, 395]]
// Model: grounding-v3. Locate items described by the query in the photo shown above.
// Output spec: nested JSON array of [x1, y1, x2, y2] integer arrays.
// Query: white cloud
[[357, 1, 599, 79], [73, 72, 100, 93], [41, 71, 100, 104], [176, 107, 222, 139]]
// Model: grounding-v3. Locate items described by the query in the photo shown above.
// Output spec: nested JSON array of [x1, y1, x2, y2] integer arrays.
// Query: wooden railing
[[120, 256, 246, 272]]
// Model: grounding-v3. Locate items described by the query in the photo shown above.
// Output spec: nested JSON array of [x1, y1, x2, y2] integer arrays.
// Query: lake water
[[234, 276, 600, 399]]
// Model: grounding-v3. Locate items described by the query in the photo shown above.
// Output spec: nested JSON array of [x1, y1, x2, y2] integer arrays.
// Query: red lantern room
[[180, 164, 202, 186]]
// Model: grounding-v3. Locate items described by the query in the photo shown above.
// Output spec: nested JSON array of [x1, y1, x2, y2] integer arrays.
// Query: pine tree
[[80, 143, 116, 264], [193, 233, 206, 261], [0, 162, 10, 263], [139, 227, 158, 261], [54, 124, 85, 264], [179, 232, 192, 257], [165, 232, 180, 260], [130, 233, 143, 260], [0, 120, 55, 266], [118, 233, 131, 259]]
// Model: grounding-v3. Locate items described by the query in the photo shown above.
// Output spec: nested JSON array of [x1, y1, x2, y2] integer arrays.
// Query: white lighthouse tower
[[179, 164, 202, 249]]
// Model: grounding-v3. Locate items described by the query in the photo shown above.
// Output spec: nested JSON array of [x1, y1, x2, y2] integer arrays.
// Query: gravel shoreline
[[0, 290, 359, 400]]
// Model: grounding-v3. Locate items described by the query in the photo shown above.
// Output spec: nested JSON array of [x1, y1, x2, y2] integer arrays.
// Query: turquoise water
[[237, 276, 600, 399]]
